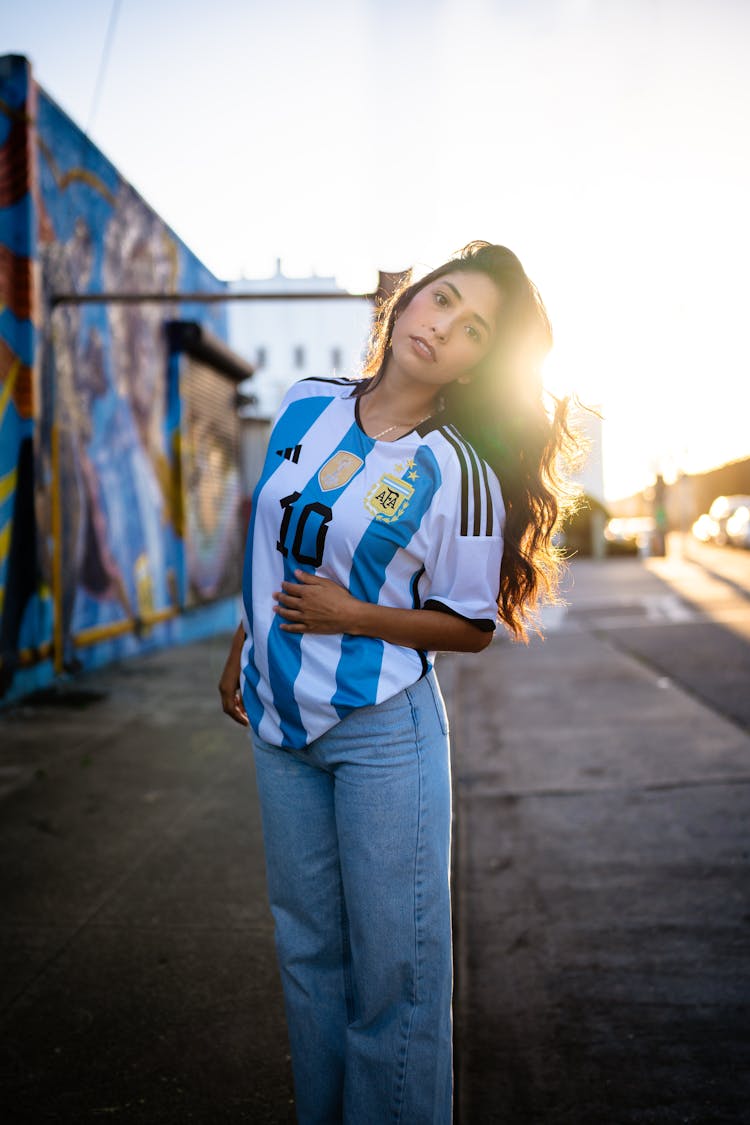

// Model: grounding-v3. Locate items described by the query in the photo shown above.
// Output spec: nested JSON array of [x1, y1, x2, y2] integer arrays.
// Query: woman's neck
[[365, 356, 440, 419]]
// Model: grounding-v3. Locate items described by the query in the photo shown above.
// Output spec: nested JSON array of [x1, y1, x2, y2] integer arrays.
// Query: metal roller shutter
[[181, 357, 243, 606]]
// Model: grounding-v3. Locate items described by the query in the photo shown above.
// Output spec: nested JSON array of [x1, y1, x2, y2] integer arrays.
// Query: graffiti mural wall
[[0, 55, 247, 703]]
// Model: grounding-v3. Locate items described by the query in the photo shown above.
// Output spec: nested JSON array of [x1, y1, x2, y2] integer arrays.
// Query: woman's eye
[[434, 291, 448, 306], [465, 325, 480, 341]]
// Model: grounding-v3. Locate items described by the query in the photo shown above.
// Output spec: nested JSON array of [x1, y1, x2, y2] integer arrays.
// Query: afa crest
[[318, 451, 364, 491], [364, 473, 415, 523]]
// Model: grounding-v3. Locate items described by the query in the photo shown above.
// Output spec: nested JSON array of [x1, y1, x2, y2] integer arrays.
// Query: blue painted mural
[[0, 55, 245, 703]]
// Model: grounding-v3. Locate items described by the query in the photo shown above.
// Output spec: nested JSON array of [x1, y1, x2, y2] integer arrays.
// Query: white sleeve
[[421, 449, 505, 632]]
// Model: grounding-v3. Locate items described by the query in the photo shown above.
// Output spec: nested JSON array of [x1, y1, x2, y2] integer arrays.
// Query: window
[[293, 346, 305, 369]]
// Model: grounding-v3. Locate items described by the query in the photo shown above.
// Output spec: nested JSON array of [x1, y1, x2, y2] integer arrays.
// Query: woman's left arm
[[273, 569, 493, 654]]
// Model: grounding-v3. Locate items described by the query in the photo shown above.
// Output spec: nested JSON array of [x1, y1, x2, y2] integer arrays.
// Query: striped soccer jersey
[[240, 377, 505, 750]]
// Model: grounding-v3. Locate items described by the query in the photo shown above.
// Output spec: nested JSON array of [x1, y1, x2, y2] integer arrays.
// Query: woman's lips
[[410, 335, 436, 361]]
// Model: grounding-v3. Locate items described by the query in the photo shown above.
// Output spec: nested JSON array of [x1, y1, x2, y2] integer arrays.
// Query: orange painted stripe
[[72, 607, 179, 648], [0, 346, 33, 420]]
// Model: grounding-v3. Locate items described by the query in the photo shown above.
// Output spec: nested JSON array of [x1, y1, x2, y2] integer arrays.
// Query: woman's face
[[389, 270, 503, 388]]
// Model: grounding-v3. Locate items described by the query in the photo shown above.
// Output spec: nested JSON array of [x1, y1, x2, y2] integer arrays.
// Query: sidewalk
[[446, 559, 750, 1124], [0, 638, 296, 1124], [1, 561, 749, 1123]]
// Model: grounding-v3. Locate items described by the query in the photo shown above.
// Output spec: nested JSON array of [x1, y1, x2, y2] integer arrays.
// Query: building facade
[[228, 262, 374, 417], [0, 55, 251, 703]]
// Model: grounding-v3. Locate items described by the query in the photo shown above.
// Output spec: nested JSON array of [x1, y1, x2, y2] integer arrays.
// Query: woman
[[219, 241, 580, 1124]]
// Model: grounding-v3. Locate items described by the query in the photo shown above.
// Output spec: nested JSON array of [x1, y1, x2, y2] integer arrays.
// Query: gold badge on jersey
[[364, 473, 415, 523], [318, 451, 364, 492]]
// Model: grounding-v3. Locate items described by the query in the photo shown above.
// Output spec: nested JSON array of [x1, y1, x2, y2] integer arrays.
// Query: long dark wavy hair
[[357, 240, 585, 642]]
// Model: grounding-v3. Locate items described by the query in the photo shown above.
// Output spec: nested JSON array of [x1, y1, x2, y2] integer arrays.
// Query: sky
[[4, 0, 750, 499]]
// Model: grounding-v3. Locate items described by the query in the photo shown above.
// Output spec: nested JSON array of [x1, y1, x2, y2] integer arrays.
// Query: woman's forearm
[[229, 621, 245, 655], [218, 622, 249, 726], [346, 602, 493, 653], [274, 570, 495, 652]]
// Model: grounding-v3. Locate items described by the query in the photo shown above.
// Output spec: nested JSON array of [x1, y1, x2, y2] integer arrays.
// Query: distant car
[[726, 505, 750, 548], [692, 512, 720, 543], [603, 516, 656, 556], [705, 495, 750, 545]]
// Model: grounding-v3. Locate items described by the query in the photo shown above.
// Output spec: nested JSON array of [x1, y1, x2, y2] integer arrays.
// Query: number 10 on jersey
[[276, 492, 333, 568]]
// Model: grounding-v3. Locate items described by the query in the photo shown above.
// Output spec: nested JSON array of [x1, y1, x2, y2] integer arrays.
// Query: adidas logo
[[275, 445, 302, 463]]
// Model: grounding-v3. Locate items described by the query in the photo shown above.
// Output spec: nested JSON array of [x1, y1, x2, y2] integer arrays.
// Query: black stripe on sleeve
[[424, 598, 497, 633], [450, 427, 483, 537], [478, 456, 494, 536], [445, 425, 484, 537], [462, 439, 484, 537], [438, 427, 470, 536]]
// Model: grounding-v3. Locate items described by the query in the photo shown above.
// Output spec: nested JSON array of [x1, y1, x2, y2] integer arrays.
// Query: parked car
[[557, 494, 611, 557], [694, 495, 750, 545], [726, 504, 750, 548], [691, 512, 720, 542], [603, 516, 656, 556]]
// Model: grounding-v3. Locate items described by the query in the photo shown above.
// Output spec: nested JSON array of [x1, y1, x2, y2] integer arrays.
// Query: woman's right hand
[[218, 623, 249, 727]]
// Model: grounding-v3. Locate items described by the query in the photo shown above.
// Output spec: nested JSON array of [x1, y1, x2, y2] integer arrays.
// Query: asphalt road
[[564, 536, 750, 731]]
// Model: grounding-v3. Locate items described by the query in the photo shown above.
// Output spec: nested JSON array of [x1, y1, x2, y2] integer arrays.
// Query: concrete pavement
[[0, 638, 295, 1123], [1, 557, 748, 1123], [449, 558, 750, 1124]]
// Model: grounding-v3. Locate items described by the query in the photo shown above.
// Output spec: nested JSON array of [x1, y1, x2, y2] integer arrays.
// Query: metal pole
[[49, 290, 377, 308]]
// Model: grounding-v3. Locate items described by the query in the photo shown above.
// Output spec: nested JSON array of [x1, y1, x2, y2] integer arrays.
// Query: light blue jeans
[[250, 669, 453, 1125]]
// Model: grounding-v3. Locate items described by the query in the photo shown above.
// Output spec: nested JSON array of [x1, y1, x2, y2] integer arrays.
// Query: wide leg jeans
[[251, 669, 453, 1125]]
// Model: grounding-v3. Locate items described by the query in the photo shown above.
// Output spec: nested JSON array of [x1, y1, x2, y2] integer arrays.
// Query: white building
[[228, 262, 374, 418]]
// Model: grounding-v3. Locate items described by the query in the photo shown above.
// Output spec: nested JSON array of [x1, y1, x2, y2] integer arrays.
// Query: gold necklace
[[372, 411, 433, 440]]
